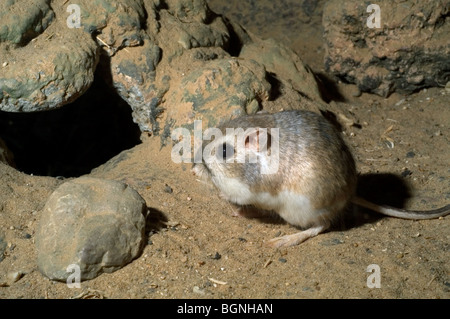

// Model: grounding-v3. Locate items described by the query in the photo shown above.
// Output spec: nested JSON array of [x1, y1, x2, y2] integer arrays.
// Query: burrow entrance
[[0, 76, 142, 177]]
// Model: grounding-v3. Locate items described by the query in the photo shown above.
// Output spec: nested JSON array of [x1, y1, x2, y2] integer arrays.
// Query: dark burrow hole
[[0, 76, 142, 177]]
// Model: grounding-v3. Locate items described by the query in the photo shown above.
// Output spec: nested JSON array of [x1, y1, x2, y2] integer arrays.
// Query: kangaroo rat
[[192, 110, 449, 248]]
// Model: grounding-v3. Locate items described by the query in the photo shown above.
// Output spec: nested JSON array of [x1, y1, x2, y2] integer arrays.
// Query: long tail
[[352, 196, 450, 220]]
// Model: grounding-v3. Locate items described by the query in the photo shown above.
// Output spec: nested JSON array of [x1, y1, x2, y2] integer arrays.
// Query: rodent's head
[[192, 123, 279, 200]]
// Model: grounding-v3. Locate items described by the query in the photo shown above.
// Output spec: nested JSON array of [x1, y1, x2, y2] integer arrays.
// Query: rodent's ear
[[244, 131, 258, 151], [244, 128, 272, 152]]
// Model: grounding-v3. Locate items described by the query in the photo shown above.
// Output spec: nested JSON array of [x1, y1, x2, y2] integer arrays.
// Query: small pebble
[[8, 243, 15, 251], [7, 271, 24, 284], [211, 252, 221, 260], [278, 258, 287, 263], [165, 221, 179, 227], [401, 169, 412, 177], [193, 286, 206, 295], [164, 184, 173, 194], [352, 87, 362, 97], [406, 151, 415, 158], [395, 98, 405, 106]]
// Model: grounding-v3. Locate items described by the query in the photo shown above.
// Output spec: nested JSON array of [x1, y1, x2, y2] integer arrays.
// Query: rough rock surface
[[0, 0, 55, 45], [35, 177, 147, 281], [163, 58, 271, 132], [323, 0, 450, 97], [0, 0, 324, 134]]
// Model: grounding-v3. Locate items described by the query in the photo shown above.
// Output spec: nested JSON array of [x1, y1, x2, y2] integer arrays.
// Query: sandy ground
[[0, 1, 449, 299]]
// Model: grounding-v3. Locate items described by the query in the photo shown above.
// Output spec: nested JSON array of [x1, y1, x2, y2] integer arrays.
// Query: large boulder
[[35, 177, 147, 281], [323, 0, 450, 97]]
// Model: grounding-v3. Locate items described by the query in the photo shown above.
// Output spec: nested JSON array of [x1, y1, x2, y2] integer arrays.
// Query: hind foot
[[266, 225, 327, 248]]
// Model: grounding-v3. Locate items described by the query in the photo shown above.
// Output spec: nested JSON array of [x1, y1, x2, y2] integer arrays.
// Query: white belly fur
[[213, 176, 334, 228]]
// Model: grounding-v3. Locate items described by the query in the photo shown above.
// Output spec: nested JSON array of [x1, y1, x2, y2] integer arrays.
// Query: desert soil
[[0, 0, 448, 299]]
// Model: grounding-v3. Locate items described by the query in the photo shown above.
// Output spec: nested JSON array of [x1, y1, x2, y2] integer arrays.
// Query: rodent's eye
[[217, 143, 234, 161]]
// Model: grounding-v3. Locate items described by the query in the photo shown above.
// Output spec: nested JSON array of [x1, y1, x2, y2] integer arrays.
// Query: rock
[[0, 0, 54, 45], [162, 58, 271, 132], [193, 286, 206, 295], [0, 28, 98, 112], [7, 270, 25, 284], [323, 0, 450, 97], [1, 0, 326, 135], [107, 37, 163, 132], [240, 36, 323, 103], [79, 0, 147, 53], [35, 177, 147, 281], [109, 0, 233, 132], [0, 0, 148, 112]]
